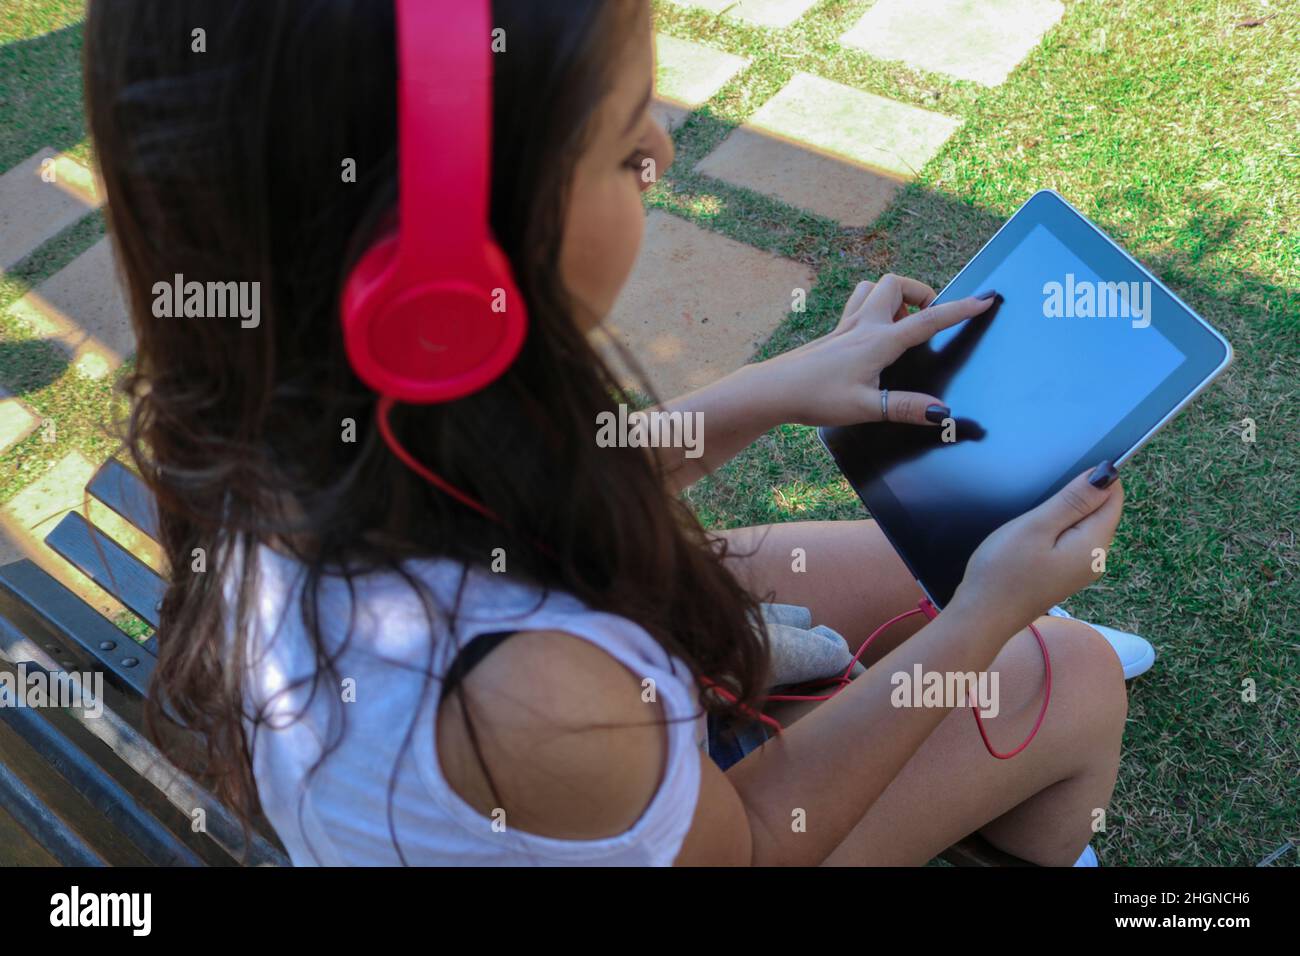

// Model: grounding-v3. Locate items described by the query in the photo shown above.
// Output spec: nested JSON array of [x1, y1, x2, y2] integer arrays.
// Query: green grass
[[0, 0, 90, 167], [0, 0, 1295, 865], [655, 0, 1299, 867]]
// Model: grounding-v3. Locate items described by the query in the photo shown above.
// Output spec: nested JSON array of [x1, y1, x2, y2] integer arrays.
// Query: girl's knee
[[1034, 616, 1129, 735]]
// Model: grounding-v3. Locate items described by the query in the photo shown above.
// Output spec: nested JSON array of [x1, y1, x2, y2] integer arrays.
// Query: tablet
[[818, 189, 1232, 610]]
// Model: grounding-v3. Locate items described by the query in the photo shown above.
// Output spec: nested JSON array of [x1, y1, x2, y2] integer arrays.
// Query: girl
[[85, 0, 1130, 866]]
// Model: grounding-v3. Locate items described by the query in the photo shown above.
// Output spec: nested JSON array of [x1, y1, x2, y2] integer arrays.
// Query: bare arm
[[650, 362, 786, 493], [650, 277, 997, 493]]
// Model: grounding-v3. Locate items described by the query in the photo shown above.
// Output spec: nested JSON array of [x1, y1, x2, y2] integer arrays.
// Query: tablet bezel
[[818, 189, 1233, 610]]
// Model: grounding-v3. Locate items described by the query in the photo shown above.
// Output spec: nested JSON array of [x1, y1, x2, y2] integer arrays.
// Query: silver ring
[[880, 389, 889, 421]]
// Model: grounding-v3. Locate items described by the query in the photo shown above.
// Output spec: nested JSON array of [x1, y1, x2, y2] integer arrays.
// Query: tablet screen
[[821, 191, 1230, 608], [880, 221, 1186, 531]]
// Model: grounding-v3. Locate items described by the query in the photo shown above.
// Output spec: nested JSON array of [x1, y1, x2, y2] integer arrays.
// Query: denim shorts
[[706, 709, 775, 771]]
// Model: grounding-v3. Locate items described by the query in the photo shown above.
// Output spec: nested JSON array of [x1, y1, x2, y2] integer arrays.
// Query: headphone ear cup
[[341, 236, 528, 404]]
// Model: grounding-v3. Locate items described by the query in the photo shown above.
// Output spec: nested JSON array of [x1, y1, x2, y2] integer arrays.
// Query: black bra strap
[[442, 630, 517, 698]]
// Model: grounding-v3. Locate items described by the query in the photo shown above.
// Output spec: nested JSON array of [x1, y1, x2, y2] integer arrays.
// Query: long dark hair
[[84, 0, 770, 858]]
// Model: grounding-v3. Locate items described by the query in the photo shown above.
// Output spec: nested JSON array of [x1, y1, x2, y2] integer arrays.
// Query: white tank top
[[233, 543, 707, 866]]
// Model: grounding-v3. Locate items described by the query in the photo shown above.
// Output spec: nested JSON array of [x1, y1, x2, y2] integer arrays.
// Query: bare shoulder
[[435, 629, 673, 840]]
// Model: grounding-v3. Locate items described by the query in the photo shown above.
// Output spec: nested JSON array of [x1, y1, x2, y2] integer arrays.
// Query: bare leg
[[714, 519, 1128, 865], [818, 617, 1126, 865]]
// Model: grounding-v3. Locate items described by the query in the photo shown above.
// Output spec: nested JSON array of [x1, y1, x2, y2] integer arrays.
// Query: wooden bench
[[0, 458, 287, 866]]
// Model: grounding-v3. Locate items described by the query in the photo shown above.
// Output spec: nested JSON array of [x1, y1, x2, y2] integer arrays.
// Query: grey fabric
[[756, 602, 866, 687]]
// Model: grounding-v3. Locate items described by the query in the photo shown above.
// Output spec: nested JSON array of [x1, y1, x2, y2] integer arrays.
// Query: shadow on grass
[[0, 23, 88, 170], [0, 338, 72, 395]]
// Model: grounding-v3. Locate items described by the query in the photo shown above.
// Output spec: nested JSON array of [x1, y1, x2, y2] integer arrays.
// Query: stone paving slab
[[1, 452, 97, 543], [664, 0, 820, 29], [696, 73, 960, 224], [697, 128, 906, 227], [0, 396, 40, 455], [653, 33, 749, 132], [603, 210, 813, 397], [4, 236, 133, 378], [840, 0, 1065, 87], [0, 147, 102, 272]]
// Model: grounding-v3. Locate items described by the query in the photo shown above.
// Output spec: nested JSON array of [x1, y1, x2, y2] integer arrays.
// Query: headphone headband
[[395, 0, 489, 274], [340, 0, 528, 404]]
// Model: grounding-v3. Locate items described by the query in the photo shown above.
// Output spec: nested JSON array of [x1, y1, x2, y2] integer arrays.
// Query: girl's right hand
[[950, 463, 1125, 638]]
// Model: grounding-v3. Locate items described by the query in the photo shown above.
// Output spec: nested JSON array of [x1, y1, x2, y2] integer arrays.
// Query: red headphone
[[341, 0, 525, 405], [339, 0, 521, 521]]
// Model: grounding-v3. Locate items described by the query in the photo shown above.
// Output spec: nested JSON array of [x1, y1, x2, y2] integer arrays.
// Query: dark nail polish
[[975, 289, 998, 301], [1089, 460, 1118, 489], [925, 404, 951, 423]]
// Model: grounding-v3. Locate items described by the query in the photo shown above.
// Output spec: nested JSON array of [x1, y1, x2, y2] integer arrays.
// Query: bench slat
[[44, 511, 164, 630], [87, 458, 160, 540], [0, 801, 60, 865], [0, 756, 105, 866], [0, 711, 151, 865], [85, 461, 161, 655], [0, 560, 156, 695], [0, 658, 205, 866], [46, 668, 290, 867], [0, 608, 287, 865]]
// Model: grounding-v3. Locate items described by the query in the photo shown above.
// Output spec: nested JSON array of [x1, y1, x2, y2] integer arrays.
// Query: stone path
[[840, 0, 1065, 87], [0, 146, 133, 610], [0, 147, 101, 272], [6, 235, 133, 380], [695, 73, 962, 226], [611, 8, 1063, 391], [0, 2, 1067, 613], [0, 389, 39, 457], [652, 33, 749, 132], [603, 210, 813, 397]]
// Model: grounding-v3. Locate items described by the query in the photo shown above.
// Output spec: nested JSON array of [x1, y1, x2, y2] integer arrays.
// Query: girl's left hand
[[756, 273, 997, 428]]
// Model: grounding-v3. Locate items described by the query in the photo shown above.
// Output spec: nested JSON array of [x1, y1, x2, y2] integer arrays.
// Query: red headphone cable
[[376, 395, 503, 524], [705, 600, 1052, 759]]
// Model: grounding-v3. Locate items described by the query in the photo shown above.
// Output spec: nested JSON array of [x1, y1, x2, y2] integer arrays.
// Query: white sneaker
[[1074, 844, 1099, 867], [1047, 606, 1156, 680]]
